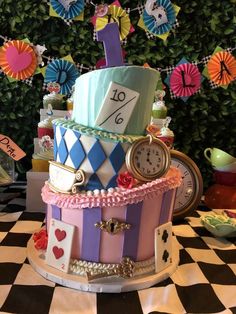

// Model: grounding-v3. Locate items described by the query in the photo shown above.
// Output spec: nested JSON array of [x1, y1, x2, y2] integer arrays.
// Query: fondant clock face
[[126, 136, 170, 181], [171, 150, 203, 220]]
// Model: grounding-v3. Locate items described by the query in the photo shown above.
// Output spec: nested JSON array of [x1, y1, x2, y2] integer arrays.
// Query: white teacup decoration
[[48, 161, 85, 194]]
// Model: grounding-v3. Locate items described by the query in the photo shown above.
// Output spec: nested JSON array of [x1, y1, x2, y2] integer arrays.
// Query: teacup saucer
[[201, 210, 236, 237]]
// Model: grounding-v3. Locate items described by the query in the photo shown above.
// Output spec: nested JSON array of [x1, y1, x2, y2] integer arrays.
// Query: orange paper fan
[[207, 51, 236, 86], [0, 40, 37, 80]]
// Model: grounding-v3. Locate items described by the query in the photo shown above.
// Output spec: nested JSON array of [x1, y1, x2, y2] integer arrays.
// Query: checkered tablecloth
[[0, 183, 236, 314]]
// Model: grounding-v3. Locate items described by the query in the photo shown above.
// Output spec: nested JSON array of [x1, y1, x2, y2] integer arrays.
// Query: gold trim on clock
[[170, 150, 203, 220], [125, 135, 171, 182]]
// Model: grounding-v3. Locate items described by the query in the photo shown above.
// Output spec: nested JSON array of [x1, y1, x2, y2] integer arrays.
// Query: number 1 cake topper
[[96, 22, 124, 67], [95, 82, 140, 134]]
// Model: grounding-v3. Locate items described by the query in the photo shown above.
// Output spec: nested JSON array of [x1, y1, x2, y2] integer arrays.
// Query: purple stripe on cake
[[122, 202, 143, 261], [51, 205, 61, 221], [159, 189, 175, 225], [81, 207, 101, 262]]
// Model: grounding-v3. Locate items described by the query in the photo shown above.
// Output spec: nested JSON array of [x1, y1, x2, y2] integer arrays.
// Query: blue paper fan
[[45, 59, 79, 95], [50, 0, 84, 20], [143, 0, 176, 35]]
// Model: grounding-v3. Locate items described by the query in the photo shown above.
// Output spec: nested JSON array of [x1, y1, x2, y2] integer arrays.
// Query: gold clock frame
[[170, 150, 203, 221], [126, 135, 171, 182]]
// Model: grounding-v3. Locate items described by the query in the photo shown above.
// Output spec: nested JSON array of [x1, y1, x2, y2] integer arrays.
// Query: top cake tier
[[72, 66, 160, 136]]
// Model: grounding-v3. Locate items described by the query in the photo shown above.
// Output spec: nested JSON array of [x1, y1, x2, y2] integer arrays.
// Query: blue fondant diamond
[[69, 139, 86, 169], [53, 125, 58, 159], [86, 173, 104, 190], [87, 140, 106, 172], [58, 137, 68, 164], [73, 129, 81, 141], [60, 126, 67, 137], [106, 174, 118, 189], [109, 143, 125, 173]]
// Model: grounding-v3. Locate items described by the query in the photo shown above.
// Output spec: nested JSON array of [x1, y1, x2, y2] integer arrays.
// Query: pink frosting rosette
[[42, 167, 182, 209]]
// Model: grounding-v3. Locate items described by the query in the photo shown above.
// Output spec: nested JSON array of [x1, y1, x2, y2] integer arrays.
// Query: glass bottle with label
[[0, 150, 15, 185]]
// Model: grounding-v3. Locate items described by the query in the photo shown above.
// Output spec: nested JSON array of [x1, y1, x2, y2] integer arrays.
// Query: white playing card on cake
[[154, 222, 172, 273], [46, 219, 75, 273], [95, 82, 140, 134]]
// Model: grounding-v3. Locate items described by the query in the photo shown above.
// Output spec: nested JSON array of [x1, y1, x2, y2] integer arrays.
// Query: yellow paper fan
[[96, 5, 131, 40], [207, 51, 236, 86]]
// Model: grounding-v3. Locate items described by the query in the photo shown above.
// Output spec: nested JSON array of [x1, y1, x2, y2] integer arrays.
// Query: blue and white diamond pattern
[[54, 127, 132, 190], [57, 127, 68, 164], [94, 159, 116, 188], [87, 140, 106, 172], [64, 129, 85, 169]]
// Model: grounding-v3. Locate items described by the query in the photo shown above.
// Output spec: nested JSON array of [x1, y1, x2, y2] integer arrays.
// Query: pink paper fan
[[170, 63, 201, 97]]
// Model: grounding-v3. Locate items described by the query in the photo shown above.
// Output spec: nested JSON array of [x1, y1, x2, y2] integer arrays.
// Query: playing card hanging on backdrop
[[207, 51, 236, 86], [144, 0, 176, 34], [44, 59, 79, 95], [138, 0, 180, 40], [91, 1, 134, 41], [49, 0, 85, 24], [0, 40, 37, 80], [165, 58, 203, 102]]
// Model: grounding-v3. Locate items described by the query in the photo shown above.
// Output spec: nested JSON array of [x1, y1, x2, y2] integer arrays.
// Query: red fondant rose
[[117, 172, 137, 189], [33, 229, 48, 250]]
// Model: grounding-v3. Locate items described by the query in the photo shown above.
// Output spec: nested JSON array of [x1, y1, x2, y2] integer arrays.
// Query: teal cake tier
[[72, 66, 159, 135]]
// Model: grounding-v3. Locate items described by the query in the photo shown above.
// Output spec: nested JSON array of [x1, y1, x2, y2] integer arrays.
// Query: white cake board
[[27, 237, 179, 293]]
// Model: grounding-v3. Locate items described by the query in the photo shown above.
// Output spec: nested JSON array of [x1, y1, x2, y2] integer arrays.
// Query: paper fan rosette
[[0, 40, 37, 80], [45, 59, 79, 95], [50, 0, 84, 20], [169, 63, 201, 97], [207, 51, 236, 86], [94, 2, 133, 41], [142, 0, 176, 35]]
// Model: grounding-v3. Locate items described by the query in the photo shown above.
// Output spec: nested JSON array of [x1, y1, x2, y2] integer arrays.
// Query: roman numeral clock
[[170, 150, 203, 220]]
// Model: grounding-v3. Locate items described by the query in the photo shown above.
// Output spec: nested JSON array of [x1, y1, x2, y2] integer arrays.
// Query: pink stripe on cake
[[99, 206, 126, 263], [46, 204, 53, 232], [61, 207, 84, 260], [136, 196, 163, 261]]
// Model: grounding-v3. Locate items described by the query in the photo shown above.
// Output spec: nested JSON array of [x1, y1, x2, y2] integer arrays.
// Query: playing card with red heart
[[45, 218, 75, 273]]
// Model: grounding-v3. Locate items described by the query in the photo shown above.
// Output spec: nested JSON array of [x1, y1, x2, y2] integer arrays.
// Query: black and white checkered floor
[[0, 183, 236, 314]]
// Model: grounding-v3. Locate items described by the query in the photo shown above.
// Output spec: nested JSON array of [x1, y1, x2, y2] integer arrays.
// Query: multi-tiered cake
[[28, 65, 181, 292]]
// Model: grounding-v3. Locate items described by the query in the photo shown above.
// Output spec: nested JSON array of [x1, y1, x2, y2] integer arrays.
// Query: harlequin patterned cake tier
[[42, 167, 181, 265], [72, 66, 160, 135], [52, 119, 143, 190]]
